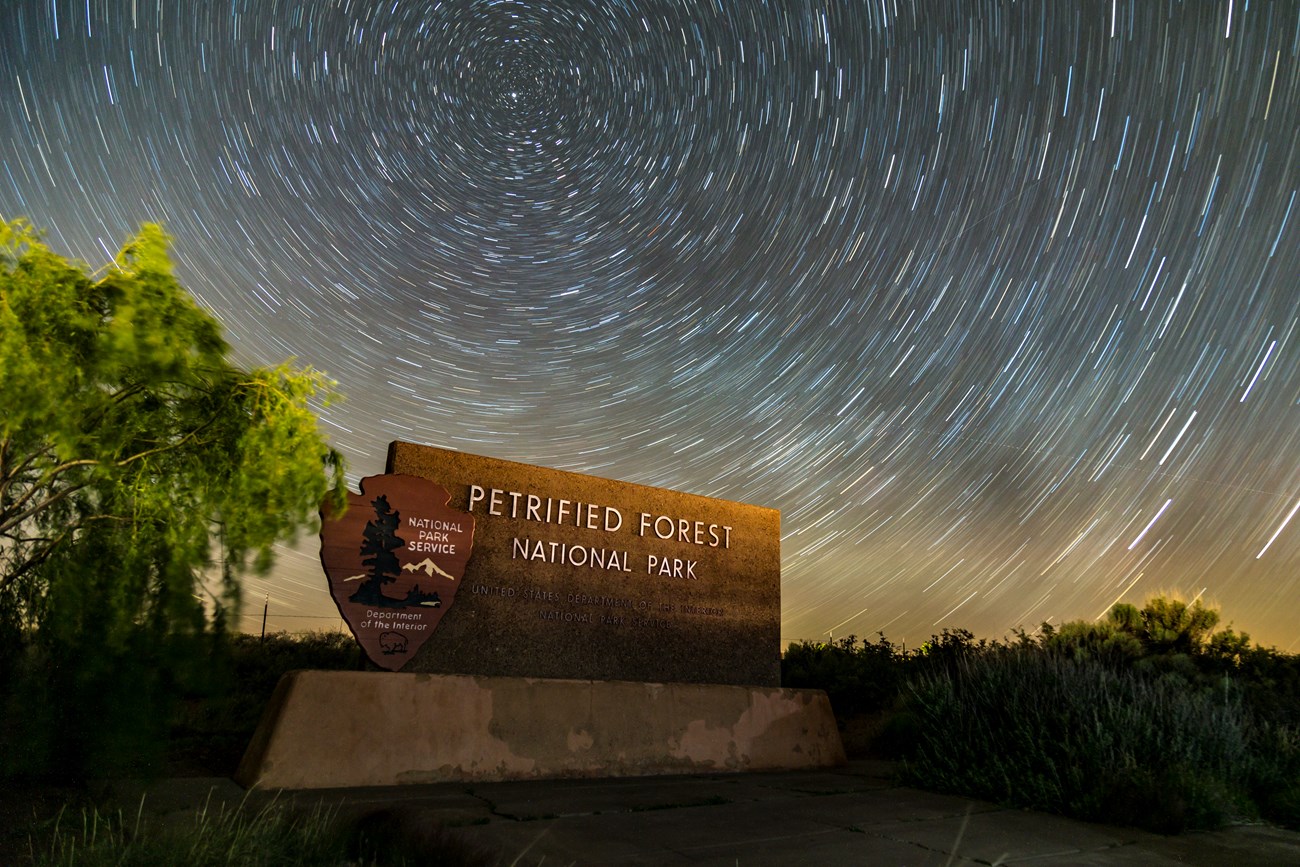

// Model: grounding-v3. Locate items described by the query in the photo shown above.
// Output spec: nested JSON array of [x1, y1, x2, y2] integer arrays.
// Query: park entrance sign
[[242, 442, 841, 790], [323, 441, 782, 686]]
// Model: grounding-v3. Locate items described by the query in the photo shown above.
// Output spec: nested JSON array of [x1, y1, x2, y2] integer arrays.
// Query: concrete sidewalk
[[139, 761, 1300, 866]]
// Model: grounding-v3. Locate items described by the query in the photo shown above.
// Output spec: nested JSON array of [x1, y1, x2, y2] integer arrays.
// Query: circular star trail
[[2, 1, 1298, 648]]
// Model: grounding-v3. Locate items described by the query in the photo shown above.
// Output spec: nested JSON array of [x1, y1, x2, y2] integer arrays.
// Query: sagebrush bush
[[901, 650, 1257, 832], [782, 595, 1300, 834], [781, 633, 905, 716], [1249, 721, 1300, 830]]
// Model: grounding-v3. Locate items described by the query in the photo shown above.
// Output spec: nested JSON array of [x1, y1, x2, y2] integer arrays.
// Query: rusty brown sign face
[[319, 474, 476, 670], [382, 442, 782, 687]]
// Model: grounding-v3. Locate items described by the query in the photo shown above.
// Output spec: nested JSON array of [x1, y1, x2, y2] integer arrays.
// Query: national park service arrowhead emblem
[[320, 474, 475, 670]]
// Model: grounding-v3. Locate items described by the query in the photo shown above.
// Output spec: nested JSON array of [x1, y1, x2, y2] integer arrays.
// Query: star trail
[[2, 1, 1297, 649]]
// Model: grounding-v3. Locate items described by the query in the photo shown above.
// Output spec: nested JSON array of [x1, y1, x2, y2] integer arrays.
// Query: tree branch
[[0, 527, 74, 591], [0, 464, 97, 538], [0, 439, 55, 506], [0, 388, 236, 536], [0, 513, 131, 592]]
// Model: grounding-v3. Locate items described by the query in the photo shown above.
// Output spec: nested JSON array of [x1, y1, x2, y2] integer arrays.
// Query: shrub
[[168, 631, 361, 775], [1233, 645, 1300, 728], [2, 625, 226, 780], [1040, 620, 1144, 666], [781, 634, 905, 717], [1249, 721, 1300, 830], [781, 596, 1300, 834], [911, 628, 989, 672], [901, 650, 1256, 832]]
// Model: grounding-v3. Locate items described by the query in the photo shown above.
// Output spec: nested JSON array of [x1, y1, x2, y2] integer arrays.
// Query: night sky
[[3, 1, 1298, 650]]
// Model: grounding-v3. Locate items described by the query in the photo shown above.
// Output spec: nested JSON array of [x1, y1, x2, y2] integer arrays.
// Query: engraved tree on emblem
[[349, 495, 403, 605], [348, 493, 441, 608]]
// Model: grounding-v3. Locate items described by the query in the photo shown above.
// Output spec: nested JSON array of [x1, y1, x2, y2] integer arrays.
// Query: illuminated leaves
[[0, 220, 346, 635]]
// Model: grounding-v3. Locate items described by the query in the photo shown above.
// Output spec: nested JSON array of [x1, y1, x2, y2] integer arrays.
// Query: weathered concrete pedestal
[[236, 671, 844, 790]]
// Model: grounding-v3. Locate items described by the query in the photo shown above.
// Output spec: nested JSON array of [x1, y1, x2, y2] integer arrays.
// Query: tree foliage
[[0, 219, 346, 776], [1036, 594, 1241, 665]]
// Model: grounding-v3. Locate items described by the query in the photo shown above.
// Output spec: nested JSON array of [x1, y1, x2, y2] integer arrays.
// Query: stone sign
[[319, 474, 476, 670], [382, 441, 782, 686]]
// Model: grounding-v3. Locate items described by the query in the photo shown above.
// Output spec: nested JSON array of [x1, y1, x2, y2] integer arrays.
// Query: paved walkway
[[137, 761, 1300, 866]]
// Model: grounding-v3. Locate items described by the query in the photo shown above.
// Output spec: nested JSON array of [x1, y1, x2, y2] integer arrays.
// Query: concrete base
[[236, 671, 844, 790]]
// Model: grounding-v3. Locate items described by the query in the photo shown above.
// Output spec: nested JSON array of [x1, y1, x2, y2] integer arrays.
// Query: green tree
[[0, 219, 346, 777], [1107, 596, 1221, 654]]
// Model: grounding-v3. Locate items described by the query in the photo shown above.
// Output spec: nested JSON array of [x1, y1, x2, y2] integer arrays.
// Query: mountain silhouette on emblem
[[403, 557, 456, 580]]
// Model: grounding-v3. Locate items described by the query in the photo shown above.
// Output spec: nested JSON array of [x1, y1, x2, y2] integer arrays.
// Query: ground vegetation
[[782, 594, 1300, 833]]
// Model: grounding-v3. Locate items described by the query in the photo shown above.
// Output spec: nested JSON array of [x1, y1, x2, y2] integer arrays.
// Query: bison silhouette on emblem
[[379, 632, 409, 655]]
